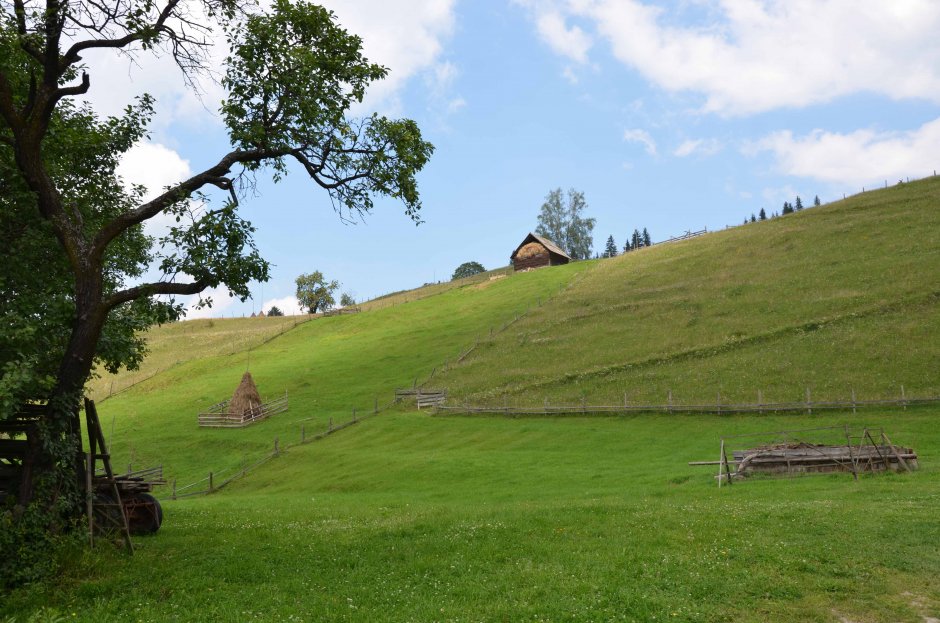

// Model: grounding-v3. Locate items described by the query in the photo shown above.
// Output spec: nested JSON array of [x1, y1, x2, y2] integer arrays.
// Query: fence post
[[353, 407, 357, 422], [172, 479, 177, 500], [581, 396, 586, 414], [757, 389, 763, 415], [806, 387, 812, 415], [301, 424, 305, 443], [717, 391, 721, 415], [374, 397, 378, 414], [901, 385, 906, 410], [668, 391, 673, 413], [208, 472, 214, 493], [274, 437, 280, 456], [851, 388, 857, 414], [624, 392, 628, 409], [328, 417, 333, 432]]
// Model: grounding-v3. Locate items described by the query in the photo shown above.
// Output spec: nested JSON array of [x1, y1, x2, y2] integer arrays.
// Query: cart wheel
[[139, 493, 163, 529], [124, 493, 162, 535]]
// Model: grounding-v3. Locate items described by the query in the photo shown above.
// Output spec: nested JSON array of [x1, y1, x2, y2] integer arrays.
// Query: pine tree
[[759, 208, 767, 220], [750, 214, 757, 223], [642, 228, 651, 247], [604, 235, 618, 258], [743, 218, 748, 225], [795, 196, 804, 211], [813, 195, 821, 207], [632, 229, 642, 249], [782, 201, 792, 215]]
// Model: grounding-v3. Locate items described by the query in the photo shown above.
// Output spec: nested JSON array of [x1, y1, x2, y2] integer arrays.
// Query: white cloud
[[261, 296, 305, 316], [750, 117, 940, 186], [116, 141, 193, 240], [535, 10, 592, 63], [561, 66, 579, 84], [674, 138, 722, 158], [623, 128, 657, 156], [184, 286, 238, 319], [319, 0, 457, 112], [117, 142, 192, 201], [77, 1, 457, 125], [525, 1, 940, 116], [446, 97, 467, 114]]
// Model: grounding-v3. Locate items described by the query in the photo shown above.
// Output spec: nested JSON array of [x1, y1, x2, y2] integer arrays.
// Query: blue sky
[[86, 1, 940, 316]]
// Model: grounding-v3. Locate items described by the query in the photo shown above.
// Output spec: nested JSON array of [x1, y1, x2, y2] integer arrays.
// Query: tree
[[339, 292, 356, 307], [782, 201, 793, 215], [631, 229, 643, 250], [603, 235, 618, 258], [296, 272, 339, 314], [535, 188, 595, 260], [267, 306, 284, 317], [750, 214, 757, 223], [452, 261, 486, 280], [795, 196, 804, 211], [814, 195, 821, 207], [642, 228, 652, 247], [759, 208, 767, 221], [0, 0, 433, 569]]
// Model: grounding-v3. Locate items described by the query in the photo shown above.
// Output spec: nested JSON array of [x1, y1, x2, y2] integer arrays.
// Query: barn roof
[[510, 232, 571, 260]]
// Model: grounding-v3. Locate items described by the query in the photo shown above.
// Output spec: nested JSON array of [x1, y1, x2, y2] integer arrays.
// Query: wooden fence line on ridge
[[435, 393, 940, 417]]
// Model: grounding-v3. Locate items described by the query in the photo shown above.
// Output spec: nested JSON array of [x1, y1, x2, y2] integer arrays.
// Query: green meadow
[[3, 180, 940, 622]]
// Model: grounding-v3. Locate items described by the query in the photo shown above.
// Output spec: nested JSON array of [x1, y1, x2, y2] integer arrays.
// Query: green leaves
[[222, 0, 433, 221]]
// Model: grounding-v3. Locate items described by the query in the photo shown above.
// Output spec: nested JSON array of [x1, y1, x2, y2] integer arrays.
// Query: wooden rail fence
[[197, 392, 289, 428], [435, 393, 940, 417]]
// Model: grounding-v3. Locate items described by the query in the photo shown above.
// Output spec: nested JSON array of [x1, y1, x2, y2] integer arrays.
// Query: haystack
[[229, 372, 262, 417], [516, 242, 546, 260]]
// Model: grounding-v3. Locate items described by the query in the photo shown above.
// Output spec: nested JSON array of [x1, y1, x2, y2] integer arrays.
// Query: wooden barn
[[510, 233, 571, 271]]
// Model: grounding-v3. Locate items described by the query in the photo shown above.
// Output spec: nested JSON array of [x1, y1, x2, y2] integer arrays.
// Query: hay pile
[[229, 372, 262, 416], [516, 242, 547, 260]]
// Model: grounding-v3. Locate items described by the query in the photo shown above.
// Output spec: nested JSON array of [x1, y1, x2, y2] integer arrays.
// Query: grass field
[[3, 181, 940, 622]]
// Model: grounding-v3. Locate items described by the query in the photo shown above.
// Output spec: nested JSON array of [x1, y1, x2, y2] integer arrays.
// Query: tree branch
[[91, 146, 288, 260], [104, 278, 207, 311]]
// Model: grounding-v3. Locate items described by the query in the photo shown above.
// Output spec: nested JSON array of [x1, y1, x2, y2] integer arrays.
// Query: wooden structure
[[510, 233, 571, 271], [198, 391, 289, 428], [692, 426, 917, 487], [0, 404, 46, 507], [0, 400, 165, 553], [395, 388, 447, 409]]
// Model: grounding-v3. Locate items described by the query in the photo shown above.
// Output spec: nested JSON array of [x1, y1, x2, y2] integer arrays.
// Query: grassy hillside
[[4, 180, 940, 622], [5, 410, 940, 622], [437, 179, 940, 406], [94, 262, 589, 485]]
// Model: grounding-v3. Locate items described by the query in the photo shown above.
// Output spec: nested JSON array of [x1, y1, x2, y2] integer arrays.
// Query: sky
[[81, 0, 940, 317]]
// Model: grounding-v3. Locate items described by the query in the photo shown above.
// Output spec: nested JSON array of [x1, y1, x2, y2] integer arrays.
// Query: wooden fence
[[395, 388, 447, 409], [656, 228, 708, 245], [322, 307, 362, 317], [435, 392, 940, 417], [197, 392, 289, 428]]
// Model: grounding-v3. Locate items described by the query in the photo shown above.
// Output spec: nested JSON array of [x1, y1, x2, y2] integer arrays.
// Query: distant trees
[[340, 293, 357, 307], [744, 193, 823, 226], [603, 236, 618, 258], [452, 261, 486, 280], [296, 272, 340, 314], [535, 188, 596, 260], [622, 227, 653, 252], [267, 306, 285, 317]]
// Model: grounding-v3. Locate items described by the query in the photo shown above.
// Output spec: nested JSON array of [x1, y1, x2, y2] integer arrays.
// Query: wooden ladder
[[84, 398, 133, 553]]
